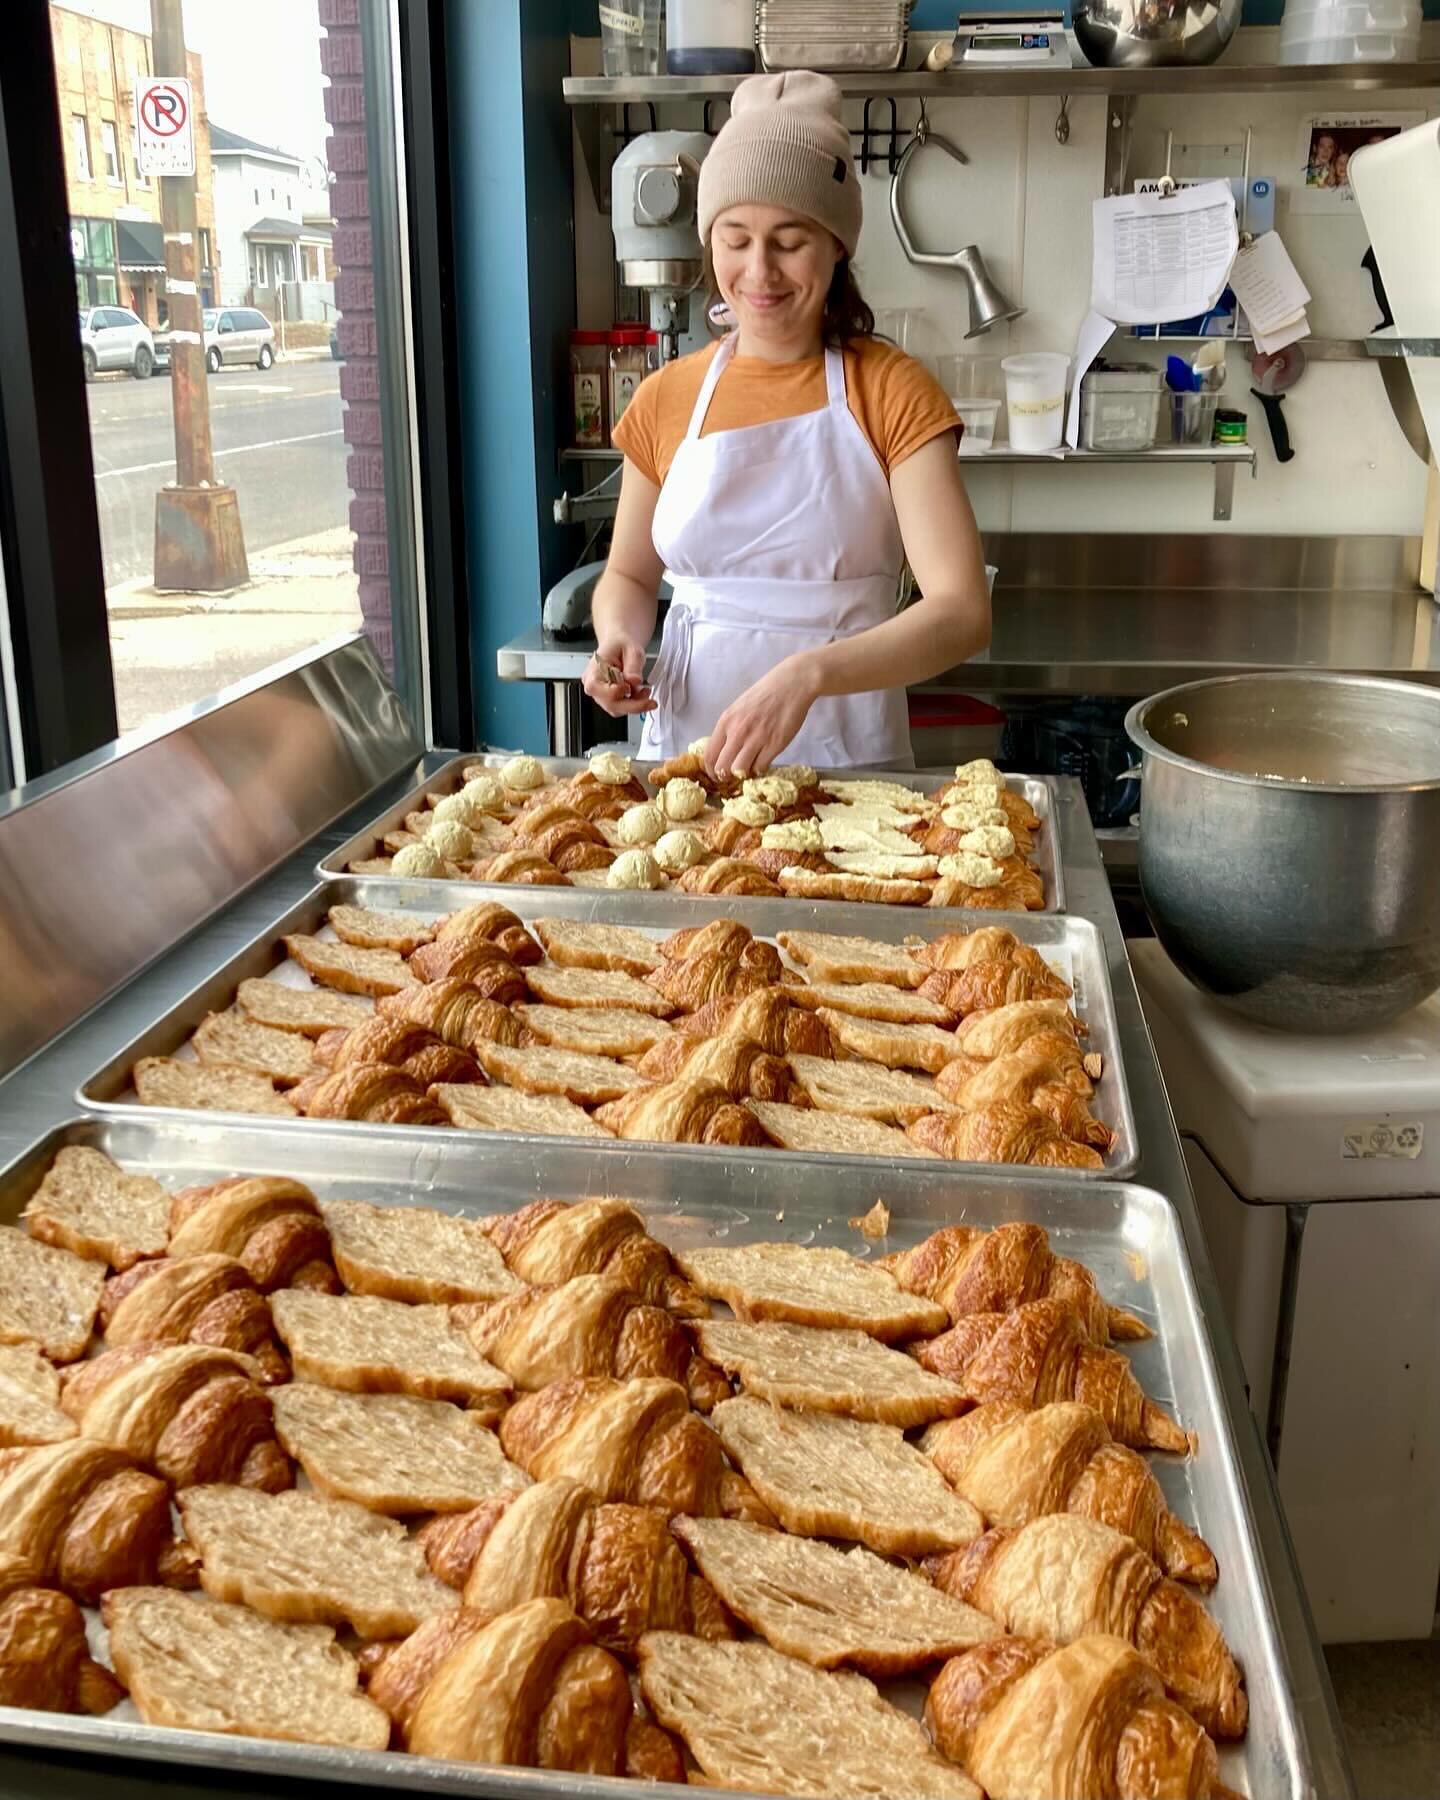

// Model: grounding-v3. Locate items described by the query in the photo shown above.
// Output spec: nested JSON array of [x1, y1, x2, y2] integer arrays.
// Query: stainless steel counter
[[0, 759, 1356, 1798]]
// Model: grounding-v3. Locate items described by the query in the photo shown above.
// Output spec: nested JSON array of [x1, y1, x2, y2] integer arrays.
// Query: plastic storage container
[[570, 330, 609, 448], [1079, 364, 1166, 450], [1002, 352, 1069, 453], [937, 352, 1005, 403], [667, 0, 757, 73], [1278, 0, 1420, 60], [956, 399, 1001, 452], [1172, 391, 1221, 444], [599, 0, 663, 76]]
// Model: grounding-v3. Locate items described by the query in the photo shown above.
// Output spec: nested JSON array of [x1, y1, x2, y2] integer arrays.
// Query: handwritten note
[[1091, 180, 1238, 326]]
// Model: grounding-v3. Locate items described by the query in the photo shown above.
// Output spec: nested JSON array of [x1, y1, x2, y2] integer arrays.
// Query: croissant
[[881, 1222, 1147, 1345], [935, 1055, 1114, 1152], [925, 1635, 1238, 1799], [658, 919, 781, 977], [910, 819, 1037, 860], [918, 960, 1071, 1015], [922, 1401, 1216, 1587], [417, 1476, 732, 1655], [634, 1033, 798, 1102], [927, 876, 1035, 913], [0, 1586, 126, 1714], [313, 1017, 438, 1071], [933, 784, 1042, 834], [0, 1441, 176, 1604], [913, 1300, 1189, 1454], [705, 815, 763, 856], [649, 749, 735, 795], [547, 781, 638, 822], [167, 1176, 339, 1293], [100, 1253, 289, 1382], [528, 820, 614, 874], [937, 1029, 1101, 1102], [470, 849, 570, 885], [676, 986, 835, 1058], [511, 802, 599, 843], [408, 936, 528, 1001], [741, 847, 832, 880], [401, 1042, 485, 1088], [907, 1103, 1105, 1169], [953, 999, 1082, 1061], [60, 1342, 293, 1491], [911, 928, 1055, 979], [593, 1077, 770, 1148], [498, 1376, 751, 1517], [295, 1062, 449, 1126], [677, 857, 781, 897], [478, 1196, 706, 1317], [365, 1596, 654, 1774], [377, 978, 529, 1052], [647, 950, 778, 1012], [455, 1274, 730, 1412], [570, 766, 650, 804], [431, 900, 542, 966], [926, 1516, 1247, 1739]]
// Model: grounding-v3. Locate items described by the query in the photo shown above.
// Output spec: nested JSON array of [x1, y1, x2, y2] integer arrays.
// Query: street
[[87, 357, 348, 586]]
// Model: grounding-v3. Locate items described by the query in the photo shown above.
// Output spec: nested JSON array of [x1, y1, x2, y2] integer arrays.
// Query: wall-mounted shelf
[[563, 63, 1436, 103], [560, 442, 1257, 520]]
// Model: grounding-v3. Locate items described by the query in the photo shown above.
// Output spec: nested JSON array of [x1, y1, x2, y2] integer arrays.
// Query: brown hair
[[701, 247, 874, 347]]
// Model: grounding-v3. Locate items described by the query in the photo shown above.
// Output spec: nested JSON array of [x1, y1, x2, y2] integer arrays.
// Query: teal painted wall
[[447, 0, 578, 751]]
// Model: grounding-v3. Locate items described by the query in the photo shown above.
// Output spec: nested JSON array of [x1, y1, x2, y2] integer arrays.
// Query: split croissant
[[907, 1102, 1105, 1169], [417, 1476, 732, 1655], [498, 1376, 766, 1521], [914, 1299, 1189, 1453], [100, 1253, 289, 1383], [166, 1177, 340, 1293], [60, 1342, 293, 1492], [926, 1634, 1236, 1800], [917, 961, 1071, 1015], [430, 900, 542, 965], [454, 1274, 730, 1411], [935, 1040, 1112, 1150], [658, 920, 783, 978], [926, 1514, 1247, 1739], [0, 1440, 180, 1604], [674, 987, 834, 1058], [634, 1032, 798, 1102], [365, 1595, 679, 1777], [593, 1077, 770, 1148], [477, 1197, 706, 1317], [0, 1585, 125, 1715], [313, 1017, 484, 1090], [882, 1222, 1148, 1345], [923, 1401, 1217, 1587], [293, 1062, 448, 1126], [377, 978, 530, 1052]]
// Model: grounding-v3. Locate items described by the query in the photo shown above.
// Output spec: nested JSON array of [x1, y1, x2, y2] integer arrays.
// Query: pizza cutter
[[1249, 344, 1307, 465]]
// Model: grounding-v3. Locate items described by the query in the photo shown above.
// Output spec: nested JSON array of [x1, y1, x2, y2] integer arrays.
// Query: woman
[[582, 70, 991, 777]]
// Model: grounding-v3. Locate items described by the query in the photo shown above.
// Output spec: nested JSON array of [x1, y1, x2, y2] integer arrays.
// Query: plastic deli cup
[[1002, 352, 1069, 452]]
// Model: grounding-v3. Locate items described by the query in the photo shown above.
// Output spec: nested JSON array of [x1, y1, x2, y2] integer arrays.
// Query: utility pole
[[150, 0, 247, 590]]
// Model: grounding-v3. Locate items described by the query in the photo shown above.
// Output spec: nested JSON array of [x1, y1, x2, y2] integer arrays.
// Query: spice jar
[[608, 326, 649, 441], [570, 330, 609, 448]]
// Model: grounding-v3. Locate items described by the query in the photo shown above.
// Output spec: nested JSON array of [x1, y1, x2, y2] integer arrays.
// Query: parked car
[[153, 306, 277, 375], [78, 306, 155, 379]]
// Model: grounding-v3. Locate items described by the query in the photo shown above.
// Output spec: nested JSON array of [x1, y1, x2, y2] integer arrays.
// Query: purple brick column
[[319, 0, 392, 671]]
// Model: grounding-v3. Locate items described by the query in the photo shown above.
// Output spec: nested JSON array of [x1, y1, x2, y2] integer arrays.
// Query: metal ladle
[[888, 116, 1025, 337]]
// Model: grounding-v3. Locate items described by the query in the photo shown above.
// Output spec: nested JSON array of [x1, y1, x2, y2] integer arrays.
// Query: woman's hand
[[706, 654, 821, 778], [582, 635, 655, 716]]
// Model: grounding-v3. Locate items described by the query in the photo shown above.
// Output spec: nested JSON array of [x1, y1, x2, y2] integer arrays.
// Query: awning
[[245, 216, 301, 240], [116, 220, 164, 272]]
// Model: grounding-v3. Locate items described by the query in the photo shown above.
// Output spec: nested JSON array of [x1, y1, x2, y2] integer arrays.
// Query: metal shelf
[[560, 443, 1256, 519], [563, 63, 1437, 102]]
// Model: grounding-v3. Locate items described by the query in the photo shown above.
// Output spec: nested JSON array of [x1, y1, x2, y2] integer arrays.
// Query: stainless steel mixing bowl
[[1126, 672, 1440, 1032], [1073, 0, 1242, 68]]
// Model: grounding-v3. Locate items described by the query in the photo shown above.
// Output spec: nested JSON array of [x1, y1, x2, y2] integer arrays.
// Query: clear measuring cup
[[599, 0, 663, 75]]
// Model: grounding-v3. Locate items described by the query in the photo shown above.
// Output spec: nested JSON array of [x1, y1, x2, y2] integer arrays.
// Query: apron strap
[[824, 345, 849, 411], [684, 334, 738, 441]]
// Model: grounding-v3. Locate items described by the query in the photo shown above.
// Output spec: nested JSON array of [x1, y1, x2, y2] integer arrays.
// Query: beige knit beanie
[[697, 71, 861, 257]]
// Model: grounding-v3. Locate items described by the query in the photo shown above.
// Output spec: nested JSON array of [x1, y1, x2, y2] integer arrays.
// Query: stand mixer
[[610, 130, 713, 363]]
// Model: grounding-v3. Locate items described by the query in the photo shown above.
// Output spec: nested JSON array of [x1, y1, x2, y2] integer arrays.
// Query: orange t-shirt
[[611, 336, 960, 488]]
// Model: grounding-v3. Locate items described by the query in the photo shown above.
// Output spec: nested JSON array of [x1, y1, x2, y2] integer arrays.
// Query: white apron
[[639, 336, 913, 770]]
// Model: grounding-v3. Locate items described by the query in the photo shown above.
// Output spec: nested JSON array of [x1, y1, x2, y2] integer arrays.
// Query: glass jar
[[608, 326, 649, 442], [570, 329, 609, 448]]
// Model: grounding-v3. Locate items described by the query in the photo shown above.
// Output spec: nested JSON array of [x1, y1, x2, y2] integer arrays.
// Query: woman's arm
[[582, 459, 665, 717], [705, 434, 991, 775]]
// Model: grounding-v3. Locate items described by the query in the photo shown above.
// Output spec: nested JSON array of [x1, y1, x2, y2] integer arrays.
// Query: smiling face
[[709, 204, 843, 353], [1313, 134, 1336, 166]]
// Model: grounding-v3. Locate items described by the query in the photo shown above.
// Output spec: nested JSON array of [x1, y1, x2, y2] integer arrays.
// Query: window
[[71, 115, 90, 181], [130, 123, 149, 186], [286, 192, 293, 210], [253, 186, 260, 204], [270, 185, 277, 201], [198, 228, 211, 269], [100, 120, 120, 184]]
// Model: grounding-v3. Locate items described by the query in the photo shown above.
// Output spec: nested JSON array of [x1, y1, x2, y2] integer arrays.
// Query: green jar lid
[[1214, 410, 1247, 443]]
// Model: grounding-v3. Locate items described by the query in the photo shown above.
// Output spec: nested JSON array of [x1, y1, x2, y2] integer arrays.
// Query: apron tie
[[647, 599, 693, 721]]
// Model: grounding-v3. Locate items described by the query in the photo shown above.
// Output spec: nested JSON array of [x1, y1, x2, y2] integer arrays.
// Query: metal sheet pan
[[0, 1113, 1306, 1800], [78, 878, 1134, 1178], [317, 752, 1067, 914]]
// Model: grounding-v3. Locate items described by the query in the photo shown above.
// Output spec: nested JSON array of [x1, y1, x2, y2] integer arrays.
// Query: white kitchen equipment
[[610, 131, 712, 363], [666, 0, 757, 73], [1133, 936, 1440, 1644], [1002, 351, 1069, 451], [953, 9, 1075, 68]]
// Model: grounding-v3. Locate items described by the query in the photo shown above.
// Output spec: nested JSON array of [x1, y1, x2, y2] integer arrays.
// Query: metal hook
[[1055, 95, 1071, 147]]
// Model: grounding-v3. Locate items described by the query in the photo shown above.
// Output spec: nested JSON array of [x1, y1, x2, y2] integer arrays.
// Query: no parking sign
[[136, 76, 194, 177]]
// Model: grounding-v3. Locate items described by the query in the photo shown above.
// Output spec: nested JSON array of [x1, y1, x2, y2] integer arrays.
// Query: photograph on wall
[[1291, 114, 1423, 212]]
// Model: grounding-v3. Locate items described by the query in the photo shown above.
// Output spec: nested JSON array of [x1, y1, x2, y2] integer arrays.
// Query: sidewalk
[[107, 527, 361, 734]]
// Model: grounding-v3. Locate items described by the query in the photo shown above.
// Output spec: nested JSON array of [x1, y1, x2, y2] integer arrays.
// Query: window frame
[[100, 118, 120, 185], [71, 112, 90, 181]]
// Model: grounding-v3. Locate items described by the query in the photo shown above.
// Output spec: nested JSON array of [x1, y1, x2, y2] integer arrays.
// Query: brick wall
[[318, 0, 392, 672]]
